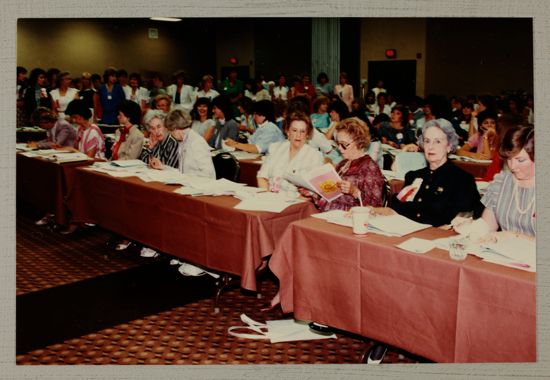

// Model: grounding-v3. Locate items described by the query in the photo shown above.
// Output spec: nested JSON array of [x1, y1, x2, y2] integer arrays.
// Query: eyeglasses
[[337, 140, 354, 150]]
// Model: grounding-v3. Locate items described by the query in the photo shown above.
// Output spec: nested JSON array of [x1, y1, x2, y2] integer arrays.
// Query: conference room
[[15, 16, 536, 366]]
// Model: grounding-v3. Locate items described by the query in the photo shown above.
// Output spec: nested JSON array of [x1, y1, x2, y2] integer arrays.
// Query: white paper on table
[[368, 214, 431, 237], [479, 237, 536, 270], [234, 192, 304, 213], [381, 169, 404, 181], [110, 159, 147, 168], [448, 154, 492, 164], [396, 237, 436, 254], [231, 151, 261, 160], [16, 143, 35, 151], [311, 210, 353, 227]]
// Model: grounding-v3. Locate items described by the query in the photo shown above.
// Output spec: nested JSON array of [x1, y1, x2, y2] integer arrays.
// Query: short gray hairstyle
[[143, 109, 166, 129], [418, 118, 460, 153], [165, 109, 192, 131]]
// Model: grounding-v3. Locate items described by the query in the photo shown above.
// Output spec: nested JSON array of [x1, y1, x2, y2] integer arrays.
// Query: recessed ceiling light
[[150, 17, 182, 22]]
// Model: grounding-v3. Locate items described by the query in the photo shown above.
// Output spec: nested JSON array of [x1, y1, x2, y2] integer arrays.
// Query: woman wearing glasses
[[314, 117, 385, 211]]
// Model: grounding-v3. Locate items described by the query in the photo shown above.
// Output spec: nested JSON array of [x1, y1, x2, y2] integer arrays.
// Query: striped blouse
[[77, 124, 105, 159], [481, 171, 536, 236], [140, 133, 180, 168]]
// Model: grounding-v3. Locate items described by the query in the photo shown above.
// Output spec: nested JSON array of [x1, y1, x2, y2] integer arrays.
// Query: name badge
[[107, 95, 112, 100]]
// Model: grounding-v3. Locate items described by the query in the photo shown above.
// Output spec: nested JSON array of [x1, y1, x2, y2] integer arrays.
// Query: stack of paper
[[231, 151, 262, 160], [51, 152, 91, 163], [478, 237, 536, 272], [110, 159, 147, 168], [233, 192, 304, 213], [449, 154, 492, 164], [368, 214, 431, 237], [311, 210, 352, 227]]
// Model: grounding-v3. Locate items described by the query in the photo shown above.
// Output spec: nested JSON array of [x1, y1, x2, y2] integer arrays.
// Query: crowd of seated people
[[17, 64, 536, 364]]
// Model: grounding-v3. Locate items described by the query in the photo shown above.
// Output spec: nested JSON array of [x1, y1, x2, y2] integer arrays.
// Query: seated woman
[[140, 110, 179, 169], [110, 100, 144, 161], [366, 119, 484, 364], [166, 109, 216, 179], [311, 117, 385, 212], [256, 111, 324, 197], [208, 95, 239, 150], [456, 110, 499, 160], [376, 119, 483, 227], [28, 107, 76, 149], [190, 97, 216, 143], [237, 96, 256, 134], [66, 99, 106, 159], [224, 100, 284, 154], [310, 96, 331, 132], [475, 124, 535, 240], [154, 94, 172, 114], [29, 107, 77, 227], [378, 105, 416, 149]]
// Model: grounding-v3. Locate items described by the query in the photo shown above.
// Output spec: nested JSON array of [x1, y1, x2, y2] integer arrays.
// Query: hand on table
[[149, 157, 163, 170]]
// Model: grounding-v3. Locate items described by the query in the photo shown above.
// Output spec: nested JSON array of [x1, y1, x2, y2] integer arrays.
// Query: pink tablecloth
[[67, 167, 316, 291], [269, 217, 535, 363]]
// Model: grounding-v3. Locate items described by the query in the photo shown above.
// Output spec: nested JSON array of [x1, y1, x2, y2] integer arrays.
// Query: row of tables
[[16, 151, 535, 363]]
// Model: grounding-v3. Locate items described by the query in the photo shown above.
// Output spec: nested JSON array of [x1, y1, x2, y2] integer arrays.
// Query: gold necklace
[[513, 178, 535, 215]]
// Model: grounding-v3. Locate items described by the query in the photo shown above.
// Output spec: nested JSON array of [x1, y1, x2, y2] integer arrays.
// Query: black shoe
[[366, 344, 387, 364], [308, 322, 334, 336]]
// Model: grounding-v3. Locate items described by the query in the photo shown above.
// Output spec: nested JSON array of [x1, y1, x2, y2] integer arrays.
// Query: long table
[[66, 167, 317, 292], [16, 153, 94, 226], [452, 159, 490, 178], [269, 217, 536, 363]]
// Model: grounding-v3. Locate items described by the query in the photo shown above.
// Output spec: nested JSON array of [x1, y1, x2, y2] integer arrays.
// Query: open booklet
[[284, 163, 343, 202]]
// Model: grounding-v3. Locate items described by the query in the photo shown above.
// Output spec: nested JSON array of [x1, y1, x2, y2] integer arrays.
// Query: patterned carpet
[[16, 212, 428, 365]]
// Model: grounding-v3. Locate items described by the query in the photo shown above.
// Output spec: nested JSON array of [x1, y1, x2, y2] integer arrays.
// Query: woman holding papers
[[378, 119, 483, 227], [111, 100, 144, 161], [256, 111, 324, 196], [139, 110, 179, 169], [474, 124, 535, 239], [314, 117, 385, 211]]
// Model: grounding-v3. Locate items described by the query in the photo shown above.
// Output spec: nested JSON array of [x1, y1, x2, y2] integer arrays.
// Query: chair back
[[382, 176, 393, 207], [212, 152, 240, 182]]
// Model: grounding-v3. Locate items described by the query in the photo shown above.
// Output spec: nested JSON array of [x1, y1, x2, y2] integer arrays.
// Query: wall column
[[312, 18, 340, 90]]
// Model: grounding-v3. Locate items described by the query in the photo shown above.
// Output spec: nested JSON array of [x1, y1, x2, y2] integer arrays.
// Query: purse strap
[[227, 314, 270, 340]]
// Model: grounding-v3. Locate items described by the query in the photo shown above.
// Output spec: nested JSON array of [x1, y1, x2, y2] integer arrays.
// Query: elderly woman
[[456, 110, 499, 160], [154, 94, 172, 114], [139, 110, 179, 169], [256, 111, 324, 196], [27, 107, 76, 149], [164, 109, 216, 178], [110, 100, 144, 161], [224, 100, 284, 154], [314, 117, 385, 211], [476, 124, 535, 239], [376, 119, 483, 227]]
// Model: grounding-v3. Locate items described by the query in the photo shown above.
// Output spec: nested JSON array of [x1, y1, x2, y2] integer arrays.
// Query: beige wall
[[360, 18, 426, 96], [17, 18, 208, 85]]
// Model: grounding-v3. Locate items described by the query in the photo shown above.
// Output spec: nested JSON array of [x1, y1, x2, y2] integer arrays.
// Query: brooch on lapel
[[436, 186, 444, 193]]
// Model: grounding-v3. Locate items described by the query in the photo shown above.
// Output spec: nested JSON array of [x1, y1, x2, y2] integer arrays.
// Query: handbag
[[228, 314, 336, 343]]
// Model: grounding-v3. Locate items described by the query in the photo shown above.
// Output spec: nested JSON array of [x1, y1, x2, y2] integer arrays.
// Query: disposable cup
[[449, 238, 468, 261], [351, 206, 371, 235]]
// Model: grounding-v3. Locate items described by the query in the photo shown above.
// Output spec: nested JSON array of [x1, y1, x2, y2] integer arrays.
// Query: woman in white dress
[[257, 111, 324, 196]]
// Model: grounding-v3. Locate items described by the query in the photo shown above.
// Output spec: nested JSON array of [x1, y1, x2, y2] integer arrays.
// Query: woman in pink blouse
[[66, 99, 106, 159]]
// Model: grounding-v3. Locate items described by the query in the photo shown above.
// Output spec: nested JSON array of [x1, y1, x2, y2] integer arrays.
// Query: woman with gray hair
[[376, 118, 483, 227], [163, 109, 216, 178], [140, 109, 179, 169], [366, 118, 483, 364]]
